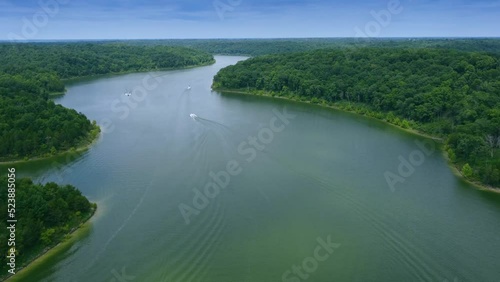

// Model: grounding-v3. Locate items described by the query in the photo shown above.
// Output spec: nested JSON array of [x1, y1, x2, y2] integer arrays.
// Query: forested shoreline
[[213, 48, 500, 189], [0, 176, 96, 279], [0, 43, 215, 162]]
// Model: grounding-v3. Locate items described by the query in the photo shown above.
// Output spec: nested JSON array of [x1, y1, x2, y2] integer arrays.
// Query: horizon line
[[1, 36, 500, 43]]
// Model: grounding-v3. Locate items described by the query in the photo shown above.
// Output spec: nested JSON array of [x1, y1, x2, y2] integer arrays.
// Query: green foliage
[[126, 38, 500, 56], [0, 93, 95, 160], [213, 47, 500, 187], [0, 43, 214, 160], [401, 119, 411, 129], [40, 228, 56, 245], [0, 177, 94, 272], [447, 148, 457, 162], [0, 43, 215, 82], [462, 163, 474, 179]]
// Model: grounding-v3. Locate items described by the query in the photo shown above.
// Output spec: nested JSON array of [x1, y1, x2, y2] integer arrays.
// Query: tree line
[[124, 38, 500, 56], [213, 47, 500, 187]]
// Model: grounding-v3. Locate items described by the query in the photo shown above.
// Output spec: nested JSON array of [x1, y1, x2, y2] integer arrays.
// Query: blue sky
[[0, 0, 499, 39]]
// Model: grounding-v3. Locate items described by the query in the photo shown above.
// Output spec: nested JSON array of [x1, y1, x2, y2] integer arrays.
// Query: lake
[[7, 56, 500, 282]]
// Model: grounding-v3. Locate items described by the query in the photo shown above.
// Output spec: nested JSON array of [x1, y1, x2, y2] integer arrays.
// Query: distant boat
[[187, 85, 191, 90], [124, 89, 132, 96], [190, 113, 197, 119]]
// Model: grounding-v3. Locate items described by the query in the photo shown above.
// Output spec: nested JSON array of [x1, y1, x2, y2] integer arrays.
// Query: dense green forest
[[126, 38, 500, 56], [0, 43, 215, 82], [213, 48, 500, 188], [0, 43, 214, 161], [0, 175, 95, 276], [130, 39, 320, 56]]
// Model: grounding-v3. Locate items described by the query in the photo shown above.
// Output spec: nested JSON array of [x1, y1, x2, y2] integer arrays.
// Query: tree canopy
[[124, 38, 500, 56]]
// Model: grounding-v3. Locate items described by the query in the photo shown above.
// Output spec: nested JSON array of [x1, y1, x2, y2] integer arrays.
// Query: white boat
[[187, 85, 191, 90], [124, 89, 132, 96], [190, 113, 197, 119]]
